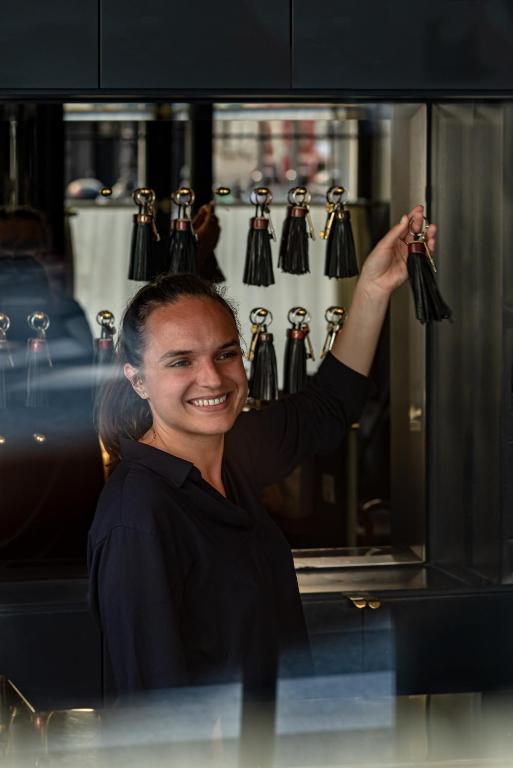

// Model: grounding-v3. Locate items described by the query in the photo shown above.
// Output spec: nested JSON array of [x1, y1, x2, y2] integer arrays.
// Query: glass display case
[[0, 100, 432, 572]]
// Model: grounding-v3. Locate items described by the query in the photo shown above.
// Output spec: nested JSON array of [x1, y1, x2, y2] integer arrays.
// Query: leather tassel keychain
[[405, 217, 452, 324], [0, 313, 14, 409], [25, 311, 52, 408], [128, 188, 160, 281], [321, 186, 359, 279], [320, 305, 346, 358], [278, 186, 315, 275], [168, 187, 197, 275], [246, 307, 278, 402], [283, 306, 315, 395], [243, 188, 276, 287], [95, 310, 116, 368]]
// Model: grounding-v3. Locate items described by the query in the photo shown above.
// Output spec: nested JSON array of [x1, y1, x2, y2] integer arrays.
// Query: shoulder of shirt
[[89, 462, 187, 544]]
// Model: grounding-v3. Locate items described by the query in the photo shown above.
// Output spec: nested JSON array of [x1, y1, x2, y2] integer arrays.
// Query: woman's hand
[[358, 204, 437, 299], [331, 204, 436, 376], [193, 202, 220, 254]]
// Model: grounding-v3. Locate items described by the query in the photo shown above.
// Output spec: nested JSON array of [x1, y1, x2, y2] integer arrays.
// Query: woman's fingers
[[378, 213, 410, 249]]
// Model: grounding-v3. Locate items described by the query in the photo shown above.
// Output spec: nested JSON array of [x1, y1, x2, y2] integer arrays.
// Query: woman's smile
[[187, 392, 230, 410]]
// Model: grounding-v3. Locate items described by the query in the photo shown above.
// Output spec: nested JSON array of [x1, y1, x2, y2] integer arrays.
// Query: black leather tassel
[[169, 187, 198, 275], [320, 306, 346, 358], [278, 186, 315, 275], [128, 188, 160, 281], [247, 308, 278, 401], [169, 226, 197, 274], [0, 313, 13, 409], [406, 219, 452, 324], [25, 311, 52, 408], [243, 188, 276, 287], [283, 307, 315, 395], [321, 186, 359, 279]]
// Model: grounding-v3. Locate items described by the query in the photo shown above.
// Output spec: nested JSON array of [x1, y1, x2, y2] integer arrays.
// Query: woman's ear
[[123, 363, 149, 399]]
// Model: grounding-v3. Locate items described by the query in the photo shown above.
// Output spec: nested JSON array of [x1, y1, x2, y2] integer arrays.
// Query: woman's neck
[[140, 422, 226, 496]]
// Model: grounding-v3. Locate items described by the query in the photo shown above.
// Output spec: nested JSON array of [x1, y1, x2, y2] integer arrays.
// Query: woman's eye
[[217, 350, 241, 361]]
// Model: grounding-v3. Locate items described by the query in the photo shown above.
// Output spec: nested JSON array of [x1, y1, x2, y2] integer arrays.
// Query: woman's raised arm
[[332, 204, 436, 376]]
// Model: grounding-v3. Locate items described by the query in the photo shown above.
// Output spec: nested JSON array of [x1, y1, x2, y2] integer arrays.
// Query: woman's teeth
[[190, 394, 228, 407]]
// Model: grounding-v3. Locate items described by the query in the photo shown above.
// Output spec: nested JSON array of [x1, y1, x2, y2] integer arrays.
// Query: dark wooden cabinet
[[292, 0, 513, 91], [3, 0, 513, 94], [390, 593, 513, 695], [303, 589, 513, 695], [101, 0, 290, 90], [0, 579, 101, 710], [0, 0, 98, 89]]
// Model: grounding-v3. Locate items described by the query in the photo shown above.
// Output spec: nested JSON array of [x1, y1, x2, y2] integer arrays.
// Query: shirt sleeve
[[88, 480, 190, 697], [225, 352, 374, 489]]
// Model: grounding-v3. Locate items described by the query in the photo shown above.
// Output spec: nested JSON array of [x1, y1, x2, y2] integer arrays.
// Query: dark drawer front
[[101, 0, 290, 90], [293, 0, 513, 91], [0, 0, 98, 89]]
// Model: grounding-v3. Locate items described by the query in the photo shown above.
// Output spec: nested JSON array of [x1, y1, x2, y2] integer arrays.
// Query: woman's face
[[129, 296, 248, 439]]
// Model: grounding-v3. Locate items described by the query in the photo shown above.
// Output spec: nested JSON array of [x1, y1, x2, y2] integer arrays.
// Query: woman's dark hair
[[96, 273, 240, 467]]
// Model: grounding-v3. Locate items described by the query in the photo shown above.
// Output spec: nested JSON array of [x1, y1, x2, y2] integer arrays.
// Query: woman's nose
[[197, 359, 223, 388]]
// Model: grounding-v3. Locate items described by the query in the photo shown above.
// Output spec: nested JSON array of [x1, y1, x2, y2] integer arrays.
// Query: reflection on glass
[[0, 101, 424, 570]]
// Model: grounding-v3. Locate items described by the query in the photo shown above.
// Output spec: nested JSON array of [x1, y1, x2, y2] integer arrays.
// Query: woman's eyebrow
[[158, 339, 239, 362], [217, 339, 240, 350], [158, 349, 193, 361]]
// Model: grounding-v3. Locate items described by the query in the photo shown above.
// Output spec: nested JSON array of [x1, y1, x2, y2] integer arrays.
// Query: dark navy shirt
[[87, 353, 372, 698]]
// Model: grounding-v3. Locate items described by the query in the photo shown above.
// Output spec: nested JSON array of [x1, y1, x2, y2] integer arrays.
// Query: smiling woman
[[122, 294, 248, 496], [87, 207, 431, 702]]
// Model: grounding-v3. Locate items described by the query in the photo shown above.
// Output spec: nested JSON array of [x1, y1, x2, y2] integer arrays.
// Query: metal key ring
[[172, 187, 195, 207], [250, 187, 273, 207], [250, 307, 273, 327], [408, 215, 430, 237], [96, 310, 116, 331], [0, 312, 10, 333], [326, 186, 345, 205], [133, 188, 155, 208], [288, 186, 310, 207], [288, 306, 310, 326], [325, 306, 346, 325], [28, 311, 50, 334]]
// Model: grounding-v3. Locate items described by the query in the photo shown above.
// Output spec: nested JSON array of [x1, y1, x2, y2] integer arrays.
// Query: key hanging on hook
[[168, 186, 198, 275], [320, 306, 347, 358], [95, 310, 116, 368], [243, 187, 276, 287], [278, 186, 315, 275], [405, 216, 452, 324], [128, 188, 160, 281], [0, 313, 14, 409], [321, 186, 359, 279], [246, 307, 279, 402], [283, 306, 315, 395], [25, 311, 52, 408]]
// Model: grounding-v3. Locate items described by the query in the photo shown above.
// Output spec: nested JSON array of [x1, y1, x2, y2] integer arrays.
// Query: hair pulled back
[[96, 273, 240, 467]]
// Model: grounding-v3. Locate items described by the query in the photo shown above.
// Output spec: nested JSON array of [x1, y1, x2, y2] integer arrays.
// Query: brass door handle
[[348, 596, 382, 610], [349, 596, 367, 609]]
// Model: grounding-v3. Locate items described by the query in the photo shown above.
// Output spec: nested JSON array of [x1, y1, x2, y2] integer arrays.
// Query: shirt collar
[[119, 438, 199, 488]]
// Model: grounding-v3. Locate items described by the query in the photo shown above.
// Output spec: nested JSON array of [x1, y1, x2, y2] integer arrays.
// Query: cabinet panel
[[0, 580, 101, 710], [389, 594, 513, 695], [0, 1, 98, 89], [101, 0, 290, 89], [303, 590, 513, 695], [293, 0, 513, 91], [302, 597, 364, 674]]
